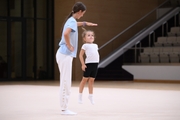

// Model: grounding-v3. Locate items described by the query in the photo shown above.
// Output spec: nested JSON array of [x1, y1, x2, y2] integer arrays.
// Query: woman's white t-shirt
[[81, 43, 100, 64]]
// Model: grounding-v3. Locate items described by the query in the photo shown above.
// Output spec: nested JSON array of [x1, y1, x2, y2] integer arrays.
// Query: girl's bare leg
[[79, 77, 89, 93], [88, 77, 95, 94], [78, 77, 88, 104], [88, 78, 95, 105]]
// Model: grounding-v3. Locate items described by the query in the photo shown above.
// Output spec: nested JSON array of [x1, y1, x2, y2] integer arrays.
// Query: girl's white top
[[81, 43, 100, 64]]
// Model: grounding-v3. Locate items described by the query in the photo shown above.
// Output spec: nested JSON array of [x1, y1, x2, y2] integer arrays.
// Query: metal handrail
[[98, 0, 170, 50], [98, 7, 180, 68]]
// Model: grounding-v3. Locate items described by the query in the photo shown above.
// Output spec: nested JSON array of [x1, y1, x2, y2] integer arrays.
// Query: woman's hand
[[86, 22, 98, 26], [67, 44, 74, 52]]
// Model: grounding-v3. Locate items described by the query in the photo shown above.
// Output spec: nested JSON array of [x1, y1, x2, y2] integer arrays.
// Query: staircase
[[96, 4, 180, 81], [96, 56, 133, 80]]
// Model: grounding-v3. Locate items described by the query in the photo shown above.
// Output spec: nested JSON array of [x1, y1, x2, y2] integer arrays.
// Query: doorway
[[0, 0, 54, 81], [0, 17, 26, 80]]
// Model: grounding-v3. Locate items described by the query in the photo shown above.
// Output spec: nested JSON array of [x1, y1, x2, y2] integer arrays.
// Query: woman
[[56, 2, 97, 115]]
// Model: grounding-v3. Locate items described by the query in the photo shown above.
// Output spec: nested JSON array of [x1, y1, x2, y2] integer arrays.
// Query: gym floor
[[0, 80, 180, 120]]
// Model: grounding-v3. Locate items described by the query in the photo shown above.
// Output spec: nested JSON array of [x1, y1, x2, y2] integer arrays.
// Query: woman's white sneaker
[[61, 110, 77, 115]]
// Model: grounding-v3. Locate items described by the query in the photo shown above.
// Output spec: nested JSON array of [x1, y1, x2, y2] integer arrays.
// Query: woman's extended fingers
[[87, 22, 98, 26]]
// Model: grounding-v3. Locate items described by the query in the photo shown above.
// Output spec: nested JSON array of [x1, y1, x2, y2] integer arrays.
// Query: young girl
[[78, 28, 100, 105], [56, 2, 97, 115]]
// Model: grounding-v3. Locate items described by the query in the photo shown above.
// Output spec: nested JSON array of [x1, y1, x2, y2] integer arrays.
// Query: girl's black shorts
[[83, 63, 98, 78]]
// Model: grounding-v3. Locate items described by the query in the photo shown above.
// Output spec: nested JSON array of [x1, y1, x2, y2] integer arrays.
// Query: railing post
[[149, 34, 151, 47], [135, 41, 140, 63], [135, 44, 137, 63], [178, 12, 180, 26], [166, 22, 168, 34], [149, 31, 154, 47], [162, 24, 164, 36], [162, 22, 167, 36], [153, 32, 156, 45], [175, 14, 177, 26]]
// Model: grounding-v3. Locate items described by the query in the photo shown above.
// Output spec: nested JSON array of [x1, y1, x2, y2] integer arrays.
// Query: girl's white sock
[[78, 93, 83, 104], [88, 94, 95, 105]]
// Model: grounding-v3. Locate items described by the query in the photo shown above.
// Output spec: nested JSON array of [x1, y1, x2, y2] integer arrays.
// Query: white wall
[[122, 65, 180, 80]]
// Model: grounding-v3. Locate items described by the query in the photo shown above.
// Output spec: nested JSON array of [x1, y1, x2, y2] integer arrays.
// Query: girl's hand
[[81, 65, 87, 71]]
